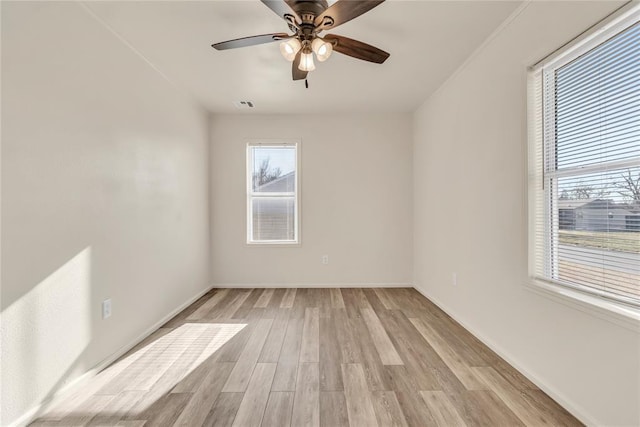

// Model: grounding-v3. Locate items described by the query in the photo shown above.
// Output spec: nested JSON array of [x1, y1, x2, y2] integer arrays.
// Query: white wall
[[413, 2, 639, 426], [1, 2, 210, 425], [210, 114, 412, 286]]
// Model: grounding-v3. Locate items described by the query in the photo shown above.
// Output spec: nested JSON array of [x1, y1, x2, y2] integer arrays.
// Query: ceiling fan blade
[[292, 51, 308, 81], [261, 0, 300, 24], [314, 0, 385, 30], [212, 33, 289, 50], [324, 34, 389, 64]]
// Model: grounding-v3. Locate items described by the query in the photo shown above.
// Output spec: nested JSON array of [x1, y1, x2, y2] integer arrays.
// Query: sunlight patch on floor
[[40, 322, 246, 420]]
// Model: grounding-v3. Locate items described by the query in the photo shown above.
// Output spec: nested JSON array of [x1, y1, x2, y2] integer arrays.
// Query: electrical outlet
[[102, 299, 112, 319], [452, 273, 458, 286], [322, 255, 329, 265]]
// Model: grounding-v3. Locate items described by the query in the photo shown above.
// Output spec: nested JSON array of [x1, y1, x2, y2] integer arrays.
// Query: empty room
[[2, 0, 639, 426]]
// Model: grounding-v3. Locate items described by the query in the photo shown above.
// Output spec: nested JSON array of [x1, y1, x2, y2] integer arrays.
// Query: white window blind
[[247, 143, 299, 244], [531, 16, 640, 307]]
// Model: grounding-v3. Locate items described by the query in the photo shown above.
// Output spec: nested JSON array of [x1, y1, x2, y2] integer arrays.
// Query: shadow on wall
[[2, 248, 93, 425]]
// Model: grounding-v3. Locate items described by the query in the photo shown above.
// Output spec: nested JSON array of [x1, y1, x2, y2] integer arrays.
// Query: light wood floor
[[32, 288, 581, 427]]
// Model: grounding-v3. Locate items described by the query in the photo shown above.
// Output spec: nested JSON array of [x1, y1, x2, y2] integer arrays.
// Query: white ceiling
[[83, 1, 521, 114]]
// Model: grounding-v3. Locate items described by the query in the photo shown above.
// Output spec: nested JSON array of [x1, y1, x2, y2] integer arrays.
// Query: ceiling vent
[[233, 100, 255, 109]]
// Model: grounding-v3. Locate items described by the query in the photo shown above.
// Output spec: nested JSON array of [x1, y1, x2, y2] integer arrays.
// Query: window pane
[[251, 147, 296, 193], [252, 197, 295, 241], [554, 167, 640, 299], [554, 22, 640, 170]]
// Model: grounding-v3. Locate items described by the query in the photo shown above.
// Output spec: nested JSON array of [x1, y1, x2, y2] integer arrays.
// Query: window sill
[[525, 279, 640, 332], [246, 241, 301, 247]]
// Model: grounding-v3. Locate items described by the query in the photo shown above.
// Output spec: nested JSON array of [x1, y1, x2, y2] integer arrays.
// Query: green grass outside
[[559, 230, 640, 254]]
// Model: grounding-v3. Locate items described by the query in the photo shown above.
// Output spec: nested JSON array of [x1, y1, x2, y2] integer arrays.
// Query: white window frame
[[527, 4, 640, 325], [246, 141, 300, 245]]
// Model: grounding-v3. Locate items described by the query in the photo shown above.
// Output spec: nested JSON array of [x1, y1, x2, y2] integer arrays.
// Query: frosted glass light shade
[[279, 38, 302, 61], [298, 52, 316, 71], [312, 38, 333, 62]]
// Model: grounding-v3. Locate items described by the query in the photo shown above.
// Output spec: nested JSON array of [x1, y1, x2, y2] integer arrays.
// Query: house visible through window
[[247, 143, 299, 244], [530, 13, 640, 307]]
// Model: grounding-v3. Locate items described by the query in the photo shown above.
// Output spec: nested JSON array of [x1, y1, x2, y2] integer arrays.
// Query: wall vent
[[233, 100, 255, 109]]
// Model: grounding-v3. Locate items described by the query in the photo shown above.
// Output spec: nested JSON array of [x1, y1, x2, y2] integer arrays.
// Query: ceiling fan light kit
[[311, 37, 332, 61], [299, 51, 316, 72], [279, 38, 302, 61], [212, 0, 390, 82]]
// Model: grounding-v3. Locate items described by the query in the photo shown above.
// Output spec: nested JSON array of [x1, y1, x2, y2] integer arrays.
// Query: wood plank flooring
[[31, 288, 581, 427]]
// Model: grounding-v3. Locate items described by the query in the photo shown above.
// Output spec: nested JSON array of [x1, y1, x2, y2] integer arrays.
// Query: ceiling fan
[[211, 0, 390, 81]]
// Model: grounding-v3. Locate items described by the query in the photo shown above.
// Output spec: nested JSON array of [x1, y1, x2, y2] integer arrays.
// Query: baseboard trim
[[8, 284, 215, 427], [211, 283, 412, 289], [412, 285, 598, 427], [14, 282, 591, 425]]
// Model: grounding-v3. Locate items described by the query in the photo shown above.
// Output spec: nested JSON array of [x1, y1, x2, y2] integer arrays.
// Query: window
[[247, 142, 299, 244], [529, 10, 640, 307]]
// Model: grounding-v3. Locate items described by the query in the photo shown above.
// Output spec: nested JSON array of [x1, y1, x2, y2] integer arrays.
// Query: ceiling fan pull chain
[[305, 79, 309, 89]]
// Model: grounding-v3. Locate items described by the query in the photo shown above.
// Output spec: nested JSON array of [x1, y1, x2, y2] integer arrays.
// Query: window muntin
[[534, 19, 640, 307], [247, 143, 299, 244]]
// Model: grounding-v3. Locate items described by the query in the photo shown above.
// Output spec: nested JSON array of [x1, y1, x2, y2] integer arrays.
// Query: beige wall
[[1, 3, 210, 425], [413, 2, 639, 426], [210, 114, 413, 286]]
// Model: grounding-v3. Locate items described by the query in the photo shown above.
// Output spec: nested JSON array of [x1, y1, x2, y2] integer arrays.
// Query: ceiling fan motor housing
[[290, 0, 327, 20]]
